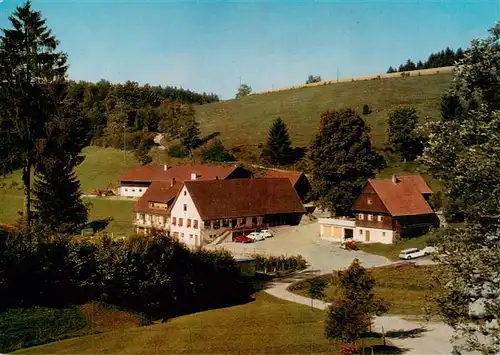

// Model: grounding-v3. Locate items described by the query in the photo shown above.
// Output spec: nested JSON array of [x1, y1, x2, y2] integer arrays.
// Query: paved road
[[265, 271, 476, 355], [206, 221, 395, 273]]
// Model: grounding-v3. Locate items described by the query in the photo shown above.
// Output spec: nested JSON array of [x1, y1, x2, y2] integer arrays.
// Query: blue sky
[[0, 1, 498, 99]]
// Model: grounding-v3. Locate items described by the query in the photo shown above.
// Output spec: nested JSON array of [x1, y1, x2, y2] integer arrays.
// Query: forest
[[387, 47, 465, 73]]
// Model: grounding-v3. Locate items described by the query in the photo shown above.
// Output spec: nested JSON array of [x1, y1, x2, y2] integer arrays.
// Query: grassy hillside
[[197, 73, 453, 152], [0, 147, 139, 234], [17, 293, 393, 354]]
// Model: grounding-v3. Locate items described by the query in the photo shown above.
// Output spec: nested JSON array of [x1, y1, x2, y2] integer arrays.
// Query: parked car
[[234, 235, 254, 243], [398, 247, 426, 260], [247, 232, 266, 241], [260, 229, 273, 238]]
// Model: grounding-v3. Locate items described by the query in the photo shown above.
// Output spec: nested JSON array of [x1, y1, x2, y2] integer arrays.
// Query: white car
[[398, 248, 426, 260], [247, 232, 266, 241], [260, 229, 273, 238], [422, 246, 438, 255]]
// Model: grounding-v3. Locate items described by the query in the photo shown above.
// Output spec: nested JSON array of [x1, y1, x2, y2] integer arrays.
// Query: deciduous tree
[[386, 105, 424, 161], [309, 108, 385, 216], [235, 84, 252, 98], [305, 75, 322, 84], [420, 22, 500, 353]]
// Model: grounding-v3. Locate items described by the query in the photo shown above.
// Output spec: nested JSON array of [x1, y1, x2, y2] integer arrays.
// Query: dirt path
[[264, 271, 475, 355]]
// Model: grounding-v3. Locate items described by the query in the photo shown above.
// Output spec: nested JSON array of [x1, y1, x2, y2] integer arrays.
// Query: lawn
[[357, 234, 435, 261], [1, 303, 146, 354], [0, 147, 138, 235], [197, 73, 453, 153], [289, 264, 440, 316], [17, 293, 396, 354]]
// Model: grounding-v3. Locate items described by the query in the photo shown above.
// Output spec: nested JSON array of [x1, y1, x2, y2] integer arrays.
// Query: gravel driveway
[[205, 221, 392, 272]]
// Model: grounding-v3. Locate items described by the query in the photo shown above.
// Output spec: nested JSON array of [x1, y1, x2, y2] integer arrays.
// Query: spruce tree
[[0, 1, 68, 229], [180, 118, 201, 154], [309, 108, 385, 216], [33, 162, 88, 235], [261, 117, 295, 166]]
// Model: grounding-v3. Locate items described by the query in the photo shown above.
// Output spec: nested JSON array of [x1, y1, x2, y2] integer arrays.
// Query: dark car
[[234, 235, 254, 243]]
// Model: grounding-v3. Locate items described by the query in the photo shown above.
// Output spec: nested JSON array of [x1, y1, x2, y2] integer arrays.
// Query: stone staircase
[[209, 230, 233, 246]]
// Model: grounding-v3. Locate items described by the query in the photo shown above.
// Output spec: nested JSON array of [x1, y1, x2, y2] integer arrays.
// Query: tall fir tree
[[180, 117, 201, 154], [309, 108, 385, 216], [261, 117, 295, 165], [33, 163, 88, 235], [0, 1, 68, 229]]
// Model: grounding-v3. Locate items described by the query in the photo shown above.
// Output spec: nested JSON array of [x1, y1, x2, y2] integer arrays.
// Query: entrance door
[[365, 230, 371, 242]]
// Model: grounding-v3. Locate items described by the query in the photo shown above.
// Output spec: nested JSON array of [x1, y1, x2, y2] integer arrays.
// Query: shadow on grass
[[87, 217, 113, 232]]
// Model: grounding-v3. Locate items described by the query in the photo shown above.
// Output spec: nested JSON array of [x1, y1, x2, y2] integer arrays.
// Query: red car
[[233, 235, 254, 243]]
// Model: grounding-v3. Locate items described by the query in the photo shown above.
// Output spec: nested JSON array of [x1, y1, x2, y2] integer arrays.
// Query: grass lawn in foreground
[[356, 234, 435, 261], [17, 293, 397, 354], [289, 264, 440, 316], [1, 303, 146, 354]]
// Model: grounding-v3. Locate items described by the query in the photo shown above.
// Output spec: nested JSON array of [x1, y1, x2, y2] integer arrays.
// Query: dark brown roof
[[135, 181, 182, 215], [263, 170, 306, 186], [183, 178, 306, 220], [120, 164, 242, 183], [367, 176, 434, 216]]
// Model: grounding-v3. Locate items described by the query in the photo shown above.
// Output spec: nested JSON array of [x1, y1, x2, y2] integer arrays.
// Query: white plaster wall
[[354, 227, 394, 244], [169, 185, 202, 247], [120, 185, 148, 197]]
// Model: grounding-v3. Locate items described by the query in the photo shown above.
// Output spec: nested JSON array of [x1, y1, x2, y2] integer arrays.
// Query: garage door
[[333, 227, 342, 239]]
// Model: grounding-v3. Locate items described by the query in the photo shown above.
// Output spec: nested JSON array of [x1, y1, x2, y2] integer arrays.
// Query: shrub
[[362, 104, 371, 115], [250, 254, 307, 274], [167, 143, 190, 158], [0, 231, 251, 319], [201, 139, 234, 162]]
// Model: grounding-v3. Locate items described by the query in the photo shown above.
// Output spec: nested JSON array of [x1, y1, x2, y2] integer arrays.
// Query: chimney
[[164, 164, 168, 171], [191, 173, 197, 181], [392, 174, 399, 184], [171, 178, 176, 187]]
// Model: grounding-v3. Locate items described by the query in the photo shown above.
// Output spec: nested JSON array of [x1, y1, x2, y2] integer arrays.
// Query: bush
[[250, 254, 307, 274], [167, 143, 190, 158], [201, 139, 234, 162], [362, 104, 371, 115], [0, 231, 251, 319]]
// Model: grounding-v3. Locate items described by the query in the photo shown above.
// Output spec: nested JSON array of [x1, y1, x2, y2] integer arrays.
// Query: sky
[[0, 0, 498, 99]]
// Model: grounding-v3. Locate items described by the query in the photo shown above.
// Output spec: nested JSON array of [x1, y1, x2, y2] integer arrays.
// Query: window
[[187, 219, 191, 227], [378, 215, 384, 222], [359, 229, 363, 235], [184, 191, 187, 196], [179, 218, 183, 227], [382, 232, 386, 237], [132, 189, 135, 192], [139, 189, 142, 192], [193, 220, 198, 229], [125, 188, 128, 192], [181, 233, 184, 239], [214, 220, 220, 229], [367, 197, 373, 205], [222, 219, 229, 227], [252, 217, 257, 225], [189, 234, 193, 239], [183, 204, 187, 212], [172, 217, 176, 226], [368, 214, 374, 221], [358, 213, 364, 220]]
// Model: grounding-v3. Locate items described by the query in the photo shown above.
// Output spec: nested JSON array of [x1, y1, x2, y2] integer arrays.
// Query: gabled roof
[[398, 175, 433, 194], [120, 164, 242, 183], [263, 169, 306, 186], [182, 178, 306, 220], [135, 181, 182, 215], [365, 175, 433, 216]]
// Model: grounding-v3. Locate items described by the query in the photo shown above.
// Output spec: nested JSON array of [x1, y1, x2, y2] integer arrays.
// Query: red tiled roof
[[120, 164, 241, 183], [183, 178, 306, 220], [398, 175, 433, 194], [135, 181, 182, 215], [263, 170, 305, 186], [367, 176, 434, 216]]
